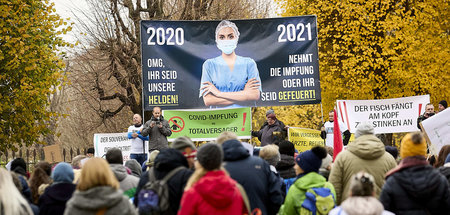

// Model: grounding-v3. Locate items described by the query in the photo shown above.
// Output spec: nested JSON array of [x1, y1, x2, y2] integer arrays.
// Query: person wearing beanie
[[329, 172, 394, 215], [279, 146, 336, 215], [38, 162, 76, 215], [438, 100, 448, 112], [417, 103, 435, 129], [222, 139, 284, 215], [127, 113, 149, 166], [170, 136, 197, 169], [179, 143, 246, 215], [329, 122, 397, 204], [251, 109, 288, 146], [133, 148, 193, 214], [380, 132, 450, 214], [105, 148, 139, 198]]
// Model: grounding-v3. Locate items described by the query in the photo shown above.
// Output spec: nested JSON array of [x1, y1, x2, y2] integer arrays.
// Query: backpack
[[299, 187, 336, 215], [137, 166, 185, 215]]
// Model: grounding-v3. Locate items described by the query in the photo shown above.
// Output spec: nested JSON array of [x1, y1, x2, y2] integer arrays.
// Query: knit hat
[[355, 122, 375, 138], [52, 162, 74, 183], [385, 146, 398, 159], [266, 109, 275, 116], [171, 136, 196, 151], [196, 143, 223, 171], [106, 148, 123, 164], [400, 132, 427, 158], [439, 100, 448, 109], [278, 140, 295, 156], [295, 146, 327, 173]]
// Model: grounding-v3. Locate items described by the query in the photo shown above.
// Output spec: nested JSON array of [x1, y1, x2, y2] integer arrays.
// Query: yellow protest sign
[[288, 127, 325, 152]]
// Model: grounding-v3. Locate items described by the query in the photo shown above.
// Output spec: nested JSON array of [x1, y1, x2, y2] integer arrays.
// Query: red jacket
[[178, 170, 245, 215]]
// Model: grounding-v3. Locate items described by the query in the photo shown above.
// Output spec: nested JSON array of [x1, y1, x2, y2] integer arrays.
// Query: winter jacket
[[64, 186, 137, 215], [222, 139, 284, 215], [38, 182, 76, 215], [178, 170, 245, 215], [134, 149, 193, 215], [141, 115, 172, 151], [109, 164, 139, 198], [329, 197, 394, 215], [380, 156, 450, 215], [329, 134, 397, 204], [278, 172, 336, 215], [275, 154, 296, 179], [252, 120, 286, 146]]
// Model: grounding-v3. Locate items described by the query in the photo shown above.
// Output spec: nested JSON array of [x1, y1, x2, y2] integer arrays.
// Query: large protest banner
[[93, 133, 149, 162], [336, 95, 430, 134], [421, 108, 450, 155], [164, 108, 251, 141], [140, 16, 321, 110], [288, 127, 324, 152]]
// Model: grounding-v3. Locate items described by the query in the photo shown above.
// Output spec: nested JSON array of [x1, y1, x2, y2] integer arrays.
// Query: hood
[[109, 164, 128, 181], [341, 196, 384, 215], [294, 172, 327, 190], [154, 148, 188, 179], [392, 164, 442, 200], [222, 139, 250, 161], [124, 159, 142, 177], [69, 186, 123, 210], [347, 135, 385, 159], [276, 154, 295, 170], [194, 170, 238, 208], [46, 183, 76, 202]]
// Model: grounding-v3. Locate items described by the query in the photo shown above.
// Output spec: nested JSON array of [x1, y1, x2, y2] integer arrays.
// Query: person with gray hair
[[199, 20, 262, 108], [329, 122, 397, 204]]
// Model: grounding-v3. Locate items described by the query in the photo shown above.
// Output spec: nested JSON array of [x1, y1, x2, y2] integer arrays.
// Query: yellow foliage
[[0, 0, 71, 151]]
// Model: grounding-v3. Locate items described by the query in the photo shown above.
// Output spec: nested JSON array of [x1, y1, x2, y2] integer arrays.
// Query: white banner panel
[[421, 108, 450, 155], [93, 133, 149, 162], [336, 95, 430, 134]]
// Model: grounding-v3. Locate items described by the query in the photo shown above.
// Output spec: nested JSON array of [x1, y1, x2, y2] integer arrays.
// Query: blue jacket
[[222, 139, 284, 215]]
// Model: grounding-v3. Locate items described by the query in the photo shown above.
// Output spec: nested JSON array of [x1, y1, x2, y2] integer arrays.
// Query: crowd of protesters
[[1, 105, 450, 215]]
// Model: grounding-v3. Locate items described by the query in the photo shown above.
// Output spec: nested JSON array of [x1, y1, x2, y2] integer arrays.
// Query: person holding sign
[[199, 20, 262, 108], [417, 103, 435, 129], [321, 110, 350, 147]]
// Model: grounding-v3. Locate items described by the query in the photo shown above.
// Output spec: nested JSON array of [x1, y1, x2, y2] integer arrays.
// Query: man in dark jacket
[[252, 109, 288, 146], [134, 148, 193, 215], [380, 132, 450, 214], [417, 103, 435, 129], [222, 139, 284, 215], [141, 106, 172, 151]]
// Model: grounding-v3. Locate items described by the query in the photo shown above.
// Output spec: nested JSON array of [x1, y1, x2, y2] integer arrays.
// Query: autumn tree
[[276, 0, 449, 112], [0, 0, 71, 150]]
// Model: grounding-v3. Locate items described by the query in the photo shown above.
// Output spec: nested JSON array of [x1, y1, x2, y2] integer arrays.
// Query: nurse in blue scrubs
[[199, 20, 262, 108]]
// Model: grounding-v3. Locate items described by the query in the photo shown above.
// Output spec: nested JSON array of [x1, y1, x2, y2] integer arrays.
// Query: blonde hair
[[259, 145, 280, 166], [72, 155, 87, 169], [217, 131, 238, 145], [76, 158, 119, 191], [0, 168, 33, 215]]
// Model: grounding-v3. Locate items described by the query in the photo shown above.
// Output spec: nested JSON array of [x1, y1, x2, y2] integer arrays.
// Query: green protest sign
[[164, 108, 251, 141]]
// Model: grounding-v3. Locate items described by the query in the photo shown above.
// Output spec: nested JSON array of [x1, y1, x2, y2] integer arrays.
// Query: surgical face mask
[[216, 39, 238, 55]]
